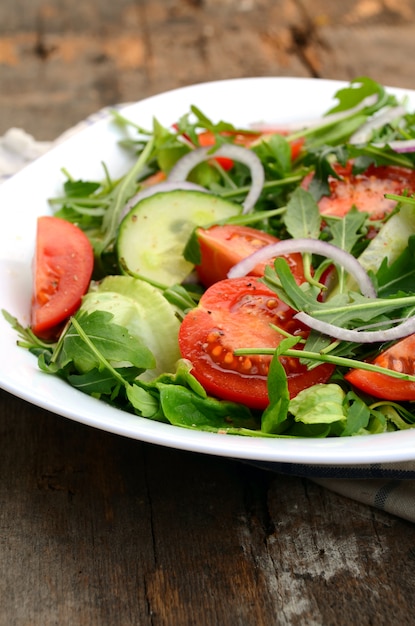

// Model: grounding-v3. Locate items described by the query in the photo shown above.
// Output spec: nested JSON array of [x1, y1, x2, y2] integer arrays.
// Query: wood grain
[[1, 0, 415, 139], [2, 388, 415, 625], [2, 1, 415, 624]]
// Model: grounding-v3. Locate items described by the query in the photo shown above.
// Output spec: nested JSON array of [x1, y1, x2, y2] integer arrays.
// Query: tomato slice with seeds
[[303, 162, 415, 220], [195, 224, 306, 288], [345, 334, 415, 401], [31, 216, 94, 339], [178, 277, 334, 410]]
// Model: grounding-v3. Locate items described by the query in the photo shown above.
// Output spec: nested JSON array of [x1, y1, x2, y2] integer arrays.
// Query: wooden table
[[2, 2, 415, 624]]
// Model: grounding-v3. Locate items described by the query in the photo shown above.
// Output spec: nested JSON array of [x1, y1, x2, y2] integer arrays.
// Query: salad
[[5, 75, 415, 439]]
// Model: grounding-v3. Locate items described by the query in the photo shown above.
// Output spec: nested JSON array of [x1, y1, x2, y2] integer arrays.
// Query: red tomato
[[175, 126, 304, 172], [245, 127, 305, 160], [141, 170, 166, 187], [31, 216, 94, 338], [303, 162, 415, 220], [178, 277, 334, 410], [197, 131, 234, 171], [195, 224, 306, 287], [345, 334, 415, 401]]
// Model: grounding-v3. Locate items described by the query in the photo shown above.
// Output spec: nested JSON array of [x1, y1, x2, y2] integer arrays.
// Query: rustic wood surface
[[2, 1, 415, 624]]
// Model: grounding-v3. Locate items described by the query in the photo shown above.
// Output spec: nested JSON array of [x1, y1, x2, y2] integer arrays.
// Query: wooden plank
[[2, 390, 415, 624], [0, 0, 306, 139], [2, 0, 415, 138]]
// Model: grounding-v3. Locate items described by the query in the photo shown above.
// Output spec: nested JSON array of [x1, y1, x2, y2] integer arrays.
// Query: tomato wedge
[[345, 334, 415, 401], [32, 216, 94, 338], [195, 224, 306, 287], [197, 131, 234, 170], [178, 277, 334, 410], [303, 162, 415, 220]]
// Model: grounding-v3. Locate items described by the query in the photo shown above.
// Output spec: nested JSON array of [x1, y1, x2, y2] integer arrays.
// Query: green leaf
[[190, 105, 238, 135], [373, 402, 415, 430], [304, 145, 349, 200], [158, 384, 258, 430], [2, 309, 55, 352], [376, 234, 415, 297], [67, 368, 125, 396], [63, 180, 101, 198], [265, 256, 415, 329], [307, 117, 368, 150], [253, 133, 292, 176], [126, 383, 160, 417], [284, 187, 321, 240], [288, 383, 346, 425], [183, 226, 202, 264], [55, 311, 155, 373], [262, 258, 323, 312], [324, 208, 368, 255], [261, 338, 295, 434], [341, 391, 371, 436], [326, 76, 393, 115]]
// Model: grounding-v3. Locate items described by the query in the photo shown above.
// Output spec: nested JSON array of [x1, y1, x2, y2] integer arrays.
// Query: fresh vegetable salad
[[6, 76, 415, 438]]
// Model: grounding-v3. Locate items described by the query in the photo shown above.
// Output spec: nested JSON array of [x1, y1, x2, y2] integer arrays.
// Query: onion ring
[[227, 237, 377, 298], [349, 105, 407, 144], [377, 138, 415, 154], [294, 311, 415, 344], [167, 145, 265, 214]]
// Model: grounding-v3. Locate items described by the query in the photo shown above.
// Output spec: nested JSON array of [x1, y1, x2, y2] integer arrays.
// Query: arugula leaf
[[67, 368, 126, 396], [326, 76, 394, 115], [52, 310, 155, 374], [2, 310, 54, 352], [375, 234, 415, 297], [158, 383, 257, 430], [252, 133, 292, 178], [323, 208, 370, 292], [340, 391, 371, 436], [63, 180, 102, 198], [303, 145, 348, 200], [261, 338, 295, 434], [126, 384, 160, 418], [373, 401, 415, 430], [264, 257, 415, 328], [324, 208, 368, 255], [284, 187, 321, 240], [306, 118, 368, 151]]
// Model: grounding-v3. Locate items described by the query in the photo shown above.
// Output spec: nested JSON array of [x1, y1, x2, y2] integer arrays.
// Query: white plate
[[1, 76, 415, 468]]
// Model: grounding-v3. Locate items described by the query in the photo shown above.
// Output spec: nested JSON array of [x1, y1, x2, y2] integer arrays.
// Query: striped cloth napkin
[[2, 125, 415, 523]]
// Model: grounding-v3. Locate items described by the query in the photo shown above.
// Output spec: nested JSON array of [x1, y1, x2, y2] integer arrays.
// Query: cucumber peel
[[117, 190, 241, 286]]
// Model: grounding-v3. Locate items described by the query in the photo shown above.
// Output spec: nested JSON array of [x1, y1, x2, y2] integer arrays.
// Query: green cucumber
[[341, 203, 415, 294], [116, 190, 241, 286], [81, 275, 181, 381]]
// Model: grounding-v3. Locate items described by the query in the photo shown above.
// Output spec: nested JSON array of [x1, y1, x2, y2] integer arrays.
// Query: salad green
[[5, 76, 415, 438]]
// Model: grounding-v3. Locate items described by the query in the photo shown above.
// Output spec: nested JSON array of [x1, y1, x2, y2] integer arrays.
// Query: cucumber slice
[[81, 275, 181, 381], [341, 204, 415, 294], [117, 190, 241, 286]]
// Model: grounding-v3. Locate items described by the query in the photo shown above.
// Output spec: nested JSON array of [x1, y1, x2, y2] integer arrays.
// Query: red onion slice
[[121, 180, 208, 220], [227, 237, 377, 298], [167, 145, 265, 214], [294, 311, 415, 344], [375, 138, 415, 154], [349, 105, 407, 144]]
